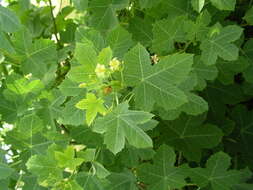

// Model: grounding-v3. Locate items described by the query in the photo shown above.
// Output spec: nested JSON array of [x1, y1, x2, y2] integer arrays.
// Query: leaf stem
[[48, 0, 60, 45], [177, 151, 182, 166]]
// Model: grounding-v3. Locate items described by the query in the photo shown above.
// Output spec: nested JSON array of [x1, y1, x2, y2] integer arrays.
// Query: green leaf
[[75, 27, 105, 52], [217, 56, 250, 85], [0, 6, 21, 33], [98, 47, 113, 66], [76, 93, 107, 126], [17, 113, 44, 137], [137, 144, 187, 190], [190, 152, 249, 190], [0, 31, 15, 54], [139, 0, 160, 9], [152, 16, 186, 55], [93, 102, 154, 154], [180, 92, 208, 116], [58, 78, 86, 97], [242, 39, 253, 83], [92, 162, 110, 178], [52, 180, 83, 190], [106, 26, 134, 59], [210, 0, 236, 11], [191, 0, 205, 13], [55, 146, 84, 171], [123, 43, 193, 111], [106, 170, 138, 190], [76, 172, 109, 189], [160, 114, 223, 161], [12, 28, 57, 82], [0, 93, 19, 123], [148, 0, 193, 19], [5, 75, 44, 96], [73, 0, 88, 11], [184, 10, 211, 42], [118, 146, 155, 167], [26, 153, 63, 187], [69, 125, 103, 147], [200, 25, 243, 65], [88, 0, 128, 31], [193, 56, 218, 90], [59, 96, 86, 126], [22, 175, 49, 190], [128, 17, 153, 47], [243, 6, 253, 25], [0, 163, 14, 180], [67, 41, 98, 83], [230, 105, 253, 167]]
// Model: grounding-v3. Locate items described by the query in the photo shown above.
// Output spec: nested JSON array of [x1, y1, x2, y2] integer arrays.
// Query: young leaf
[[123, 43, 193, 111], [137, 144, 188, 190], [93, 102, 154, 154], [76, 93, 107, 126], [55, 146, 84, 171]]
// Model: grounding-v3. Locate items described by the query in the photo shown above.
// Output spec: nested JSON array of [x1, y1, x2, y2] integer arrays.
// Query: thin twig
[[48, 0, 60, 45]]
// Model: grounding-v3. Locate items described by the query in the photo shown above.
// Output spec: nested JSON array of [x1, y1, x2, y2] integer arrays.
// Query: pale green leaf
[[55, 146, 84, 171], [76, 93, 106, 126]]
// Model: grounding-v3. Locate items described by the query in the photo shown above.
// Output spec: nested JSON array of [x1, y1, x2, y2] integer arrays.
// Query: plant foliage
[[0, 0, 253, 189]]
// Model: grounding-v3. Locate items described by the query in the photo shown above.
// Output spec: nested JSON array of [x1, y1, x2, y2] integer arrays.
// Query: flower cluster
[[95, 57, 121, 78]]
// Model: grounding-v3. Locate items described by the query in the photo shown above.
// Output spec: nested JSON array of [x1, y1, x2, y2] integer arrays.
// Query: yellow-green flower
[[109, 58, 121, 71], [95, 64, 106, 78], [78, 83, 87, 88]]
